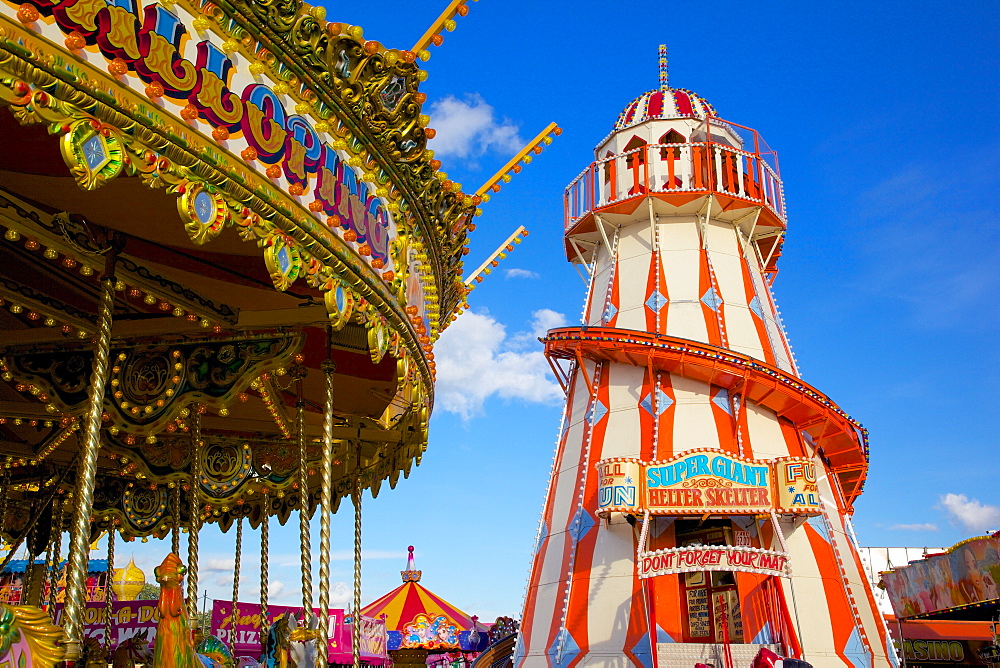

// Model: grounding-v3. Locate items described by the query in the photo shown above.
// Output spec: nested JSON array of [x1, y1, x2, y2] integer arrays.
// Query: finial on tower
[[658, 44, 668, 91], [401, 545, 422, 582]]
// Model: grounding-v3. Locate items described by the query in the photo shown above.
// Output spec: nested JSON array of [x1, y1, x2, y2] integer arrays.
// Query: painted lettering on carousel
[[9, 0, 393, 265], [596, 451, 823, 516]]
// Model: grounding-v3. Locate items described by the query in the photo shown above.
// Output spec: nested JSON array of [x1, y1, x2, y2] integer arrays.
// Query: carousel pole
[[352, 451, 362, 668], [43, 496, 64, 606], [63, 250, 118, 663], [187, 407, 204, 621], [316, 358, 336, 668], [171, 483, 181, 555], [0, 468, 9, 543], [103, 527, 115, 653], [230, 515, 243, 634], [259, 513, 269, 652], [296, 375, 312, 615]]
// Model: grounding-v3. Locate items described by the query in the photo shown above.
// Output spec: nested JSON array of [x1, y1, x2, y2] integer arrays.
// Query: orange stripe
[[563, 363, 612, 662], [804, 521, 859, 659], [740, 254, 777, 365]]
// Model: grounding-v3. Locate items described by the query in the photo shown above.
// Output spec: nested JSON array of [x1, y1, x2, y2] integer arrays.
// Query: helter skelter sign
[[596, 449, 822, 516], [597, 450, 815, 578]]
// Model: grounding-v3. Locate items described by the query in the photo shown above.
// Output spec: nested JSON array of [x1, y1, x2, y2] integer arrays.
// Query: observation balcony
[[564, 117, 785, 233]]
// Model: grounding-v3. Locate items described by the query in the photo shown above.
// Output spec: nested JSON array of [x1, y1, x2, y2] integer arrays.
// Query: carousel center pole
[[63, 249, 118, 663], [317, 358, 336, 668]]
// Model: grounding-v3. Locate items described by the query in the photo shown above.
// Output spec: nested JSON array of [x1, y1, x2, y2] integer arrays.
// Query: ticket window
[[677, 521, 745, 643]]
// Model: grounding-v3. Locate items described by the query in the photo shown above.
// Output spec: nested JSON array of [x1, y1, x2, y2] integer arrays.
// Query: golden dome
[[111, 558, 146, 601]]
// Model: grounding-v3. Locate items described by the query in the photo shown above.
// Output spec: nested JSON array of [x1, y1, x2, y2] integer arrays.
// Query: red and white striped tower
[[516, 47, 893, 667]]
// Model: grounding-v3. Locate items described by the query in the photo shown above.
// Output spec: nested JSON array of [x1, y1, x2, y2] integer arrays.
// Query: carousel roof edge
[[0, 0, 476, 340]]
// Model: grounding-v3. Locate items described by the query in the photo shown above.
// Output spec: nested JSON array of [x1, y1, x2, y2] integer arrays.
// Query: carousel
[[0, 0, 558, 666]]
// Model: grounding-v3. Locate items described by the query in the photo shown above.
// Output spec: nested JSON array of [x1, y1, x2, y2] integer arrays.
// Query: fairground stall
[[881, 532, 1000, 667], [0, 0, 558, 664], [1, 558, 108, 604]]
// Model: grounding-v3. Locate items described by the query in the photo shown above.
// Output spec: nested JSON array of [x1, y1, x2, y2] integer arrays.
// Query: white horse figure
[[289, 611, 319, 668]]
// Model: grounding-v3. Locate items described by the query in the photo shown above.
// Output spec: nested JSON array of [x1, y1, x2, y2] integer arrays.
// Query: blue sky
[[83, 0, 998, 626]]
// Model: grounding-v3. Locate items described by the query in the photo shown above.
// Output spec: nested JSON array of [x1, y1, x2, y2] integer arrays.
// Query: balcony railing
[[564, 119, 785, 230]]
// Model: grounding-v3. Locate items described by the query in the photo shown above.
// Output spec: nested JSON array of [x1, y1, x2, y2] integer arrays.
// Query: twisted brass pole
[[63, 273, 115, 661], [103, 528, 115, 652], [259, 513, 269, 652], [171, 483, 181, 555], [186, 408, 203, 621], [352, 467, 362, 668], [44, 496, 64, 606], [297, 385, 312, 614], [317, 361, 336, 668], [230, 515, 243, 635], [0, 468, 10, 545]]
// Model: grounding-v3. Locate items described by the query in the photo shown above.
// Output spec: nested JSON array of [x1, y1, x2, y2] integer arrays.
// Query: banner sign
[[50, 601, 159, 648], [597, 451, 821, 516], [638, 545, 789, 579], [882, 533, 1000, 619], [210, 601, 388, 662]]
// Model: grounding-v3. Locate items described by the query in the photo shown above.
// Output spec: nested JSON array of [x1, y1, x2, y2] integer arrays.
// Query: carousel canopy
[[361, 546, 485, 652], [0, 0, 504, 543]]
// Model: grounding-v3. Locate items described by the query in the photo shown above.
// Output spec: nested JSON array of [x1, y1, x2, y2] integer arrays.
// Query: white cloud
[[888, 523, 939, 532], [268, 580, 285, 598], [511, 308, 567, 349], [434, 310, 565, 419], [940, 493, 1000, 532], [528, 309, 567, 337], [427, 94, 523, 160], [203, 557, 235, 572], [505, 268, 539, 280]]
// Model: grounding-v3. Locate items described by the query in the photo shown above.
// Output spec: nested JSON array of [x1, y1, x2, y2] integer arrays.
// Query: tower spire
[[658, 44, 668, 91]]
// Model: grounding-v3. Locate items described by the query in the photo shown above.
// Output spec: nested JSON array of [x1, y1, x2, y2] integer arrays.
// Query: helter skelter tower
[[516, 49, 893, 667]]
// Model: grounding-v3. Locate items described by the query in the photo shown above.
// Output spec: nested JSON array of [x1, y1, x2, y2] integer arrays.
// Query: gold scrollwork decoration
[[262, 234, 303, 291], [60, 118, 127, 190], [367, 316, 390, 364], [323, 280, 355, 331], [177, 181, 230, 245]]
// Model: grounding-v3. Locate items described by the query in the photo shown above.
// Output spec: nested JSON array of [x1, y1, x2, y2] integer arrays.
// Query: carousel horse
[[196, 634, 235, 668], [0, 603, 66, 668], [151, 553, 203, 668], [112, 629, 155, 668], [288, 611, 319, 668], [259, 612, 293, 668], [79, 636, 109, 668]]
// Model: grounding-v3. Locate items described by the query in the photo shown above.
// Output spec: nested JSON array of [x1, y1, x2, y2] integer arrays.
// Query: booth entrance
[[676, 522, 745, 643]]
